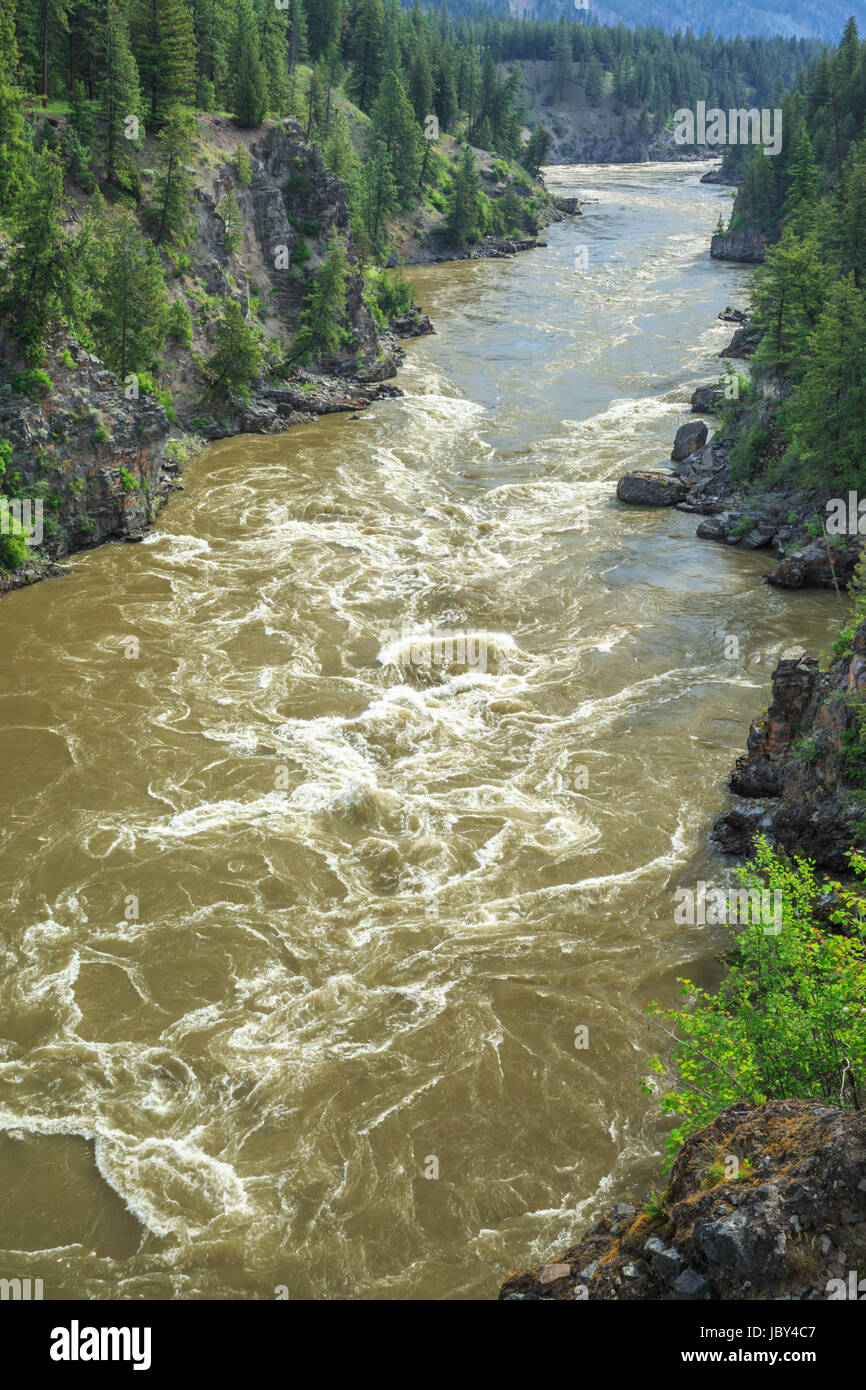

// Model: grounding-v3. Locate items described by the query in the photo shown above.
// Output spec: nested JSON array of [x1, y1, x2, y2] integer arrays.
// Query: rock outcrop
[[0, 329, 176, 593], [671, 420, 708, 460], [616, 471, 689, 506], [711, 229, 767, 263], [714, 619, 866, 867], [500, 1100, 866, 1301]]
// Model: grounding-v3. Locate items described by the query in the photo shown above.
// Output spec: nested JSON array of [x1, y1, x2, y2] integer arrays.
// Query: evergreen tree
[[551, 24, 572, 102], [408, 36, 432, 124], [147, 102, 196, 245], [258, 0, 290, 118], [0, 0, 29, 215], [220, 186, 242, 254], [134, 0, 196, 125], [446, 143, 485, 245], [789, 273, 866, 487], [0, 147, 66, 361], [90, 205, 168, 380], [98, 0, 142, 185], [370, 68, 420, 208], [303, 0, 340, 61], [324, 108, 355, 181], [782, 126, 819, 235], [751, 229, 829, 382], [231, 0, 267, 127], [524, 124, 552, 177], [206, 297, 262, 397], [345, 0, 383, 112], [361, 134, 396, 251], [292, 228, 350, 359]]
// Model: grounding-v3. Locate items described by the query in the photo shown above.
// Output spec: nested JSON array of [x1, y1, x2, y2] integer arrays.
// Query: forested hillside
[[713, 18, 866, 500], [435, 0, 866, 45]]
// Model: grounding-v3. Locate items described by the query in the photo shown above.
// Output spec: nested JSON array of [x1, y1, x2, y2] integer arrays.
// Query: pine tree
[[206, 298, 262, 397], [524, 125, 552, 178], [345, 0, 383, 112], [835, 140, 866, 287], [324, 109, 355, 181], [231, 0, 267, 126], [292, 228, 350, 360], [134, 0, 196, 125], [446, 143, 485, 245], [551, 25, 572, 103], [220, 187, 242, 254], [408, 38, 432, 124], [361, 135, 396, 251], [258, 0, 290, 118], [0, 0, 29, 215], [789, 273, 866, 487], [90, 206, 168, 380], [303, 0, 339, 60], [98, 0, 142, 185], [751, 228, 829, 382], [370, 68, 420, 208], [0, 147, 66, 361], [147, 102, 196, 245], [782, 126, 819, 236]]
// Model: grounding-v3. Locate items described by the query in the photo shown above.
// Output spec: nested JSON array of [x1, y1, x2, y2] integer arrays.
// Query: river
[[0, 163, 838, 1300]]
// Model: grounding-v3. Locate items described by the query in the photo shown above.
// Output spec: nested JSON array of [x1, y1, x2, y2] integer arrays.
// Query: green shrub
[[644, 838, 866, 1164], [166, 299, 192, 346], [118, 466, 139, 491], [12, 368, 52, 398]]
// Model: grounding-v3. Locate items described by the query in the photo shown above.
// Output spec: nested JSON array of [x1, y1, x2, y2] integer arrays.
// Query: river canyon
[[0, 163, 840, 1300]]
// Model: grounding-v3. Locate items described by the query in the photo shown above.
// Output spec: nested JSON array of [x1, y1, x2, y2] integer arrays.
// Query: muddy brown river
[[0, 163, 839, 1300]]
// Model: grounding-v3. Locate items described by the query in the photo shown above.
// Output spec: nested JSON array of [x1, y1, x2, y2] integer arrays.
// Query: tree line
[[718, 18, 866, 491]]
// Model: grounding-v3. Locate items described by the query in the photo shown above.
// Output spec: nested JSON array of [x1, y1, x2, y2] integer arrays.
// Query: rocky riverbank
[[1, 114, 579, 595], [616, 307, 862, 593], [500, 1100, 866, 1301]]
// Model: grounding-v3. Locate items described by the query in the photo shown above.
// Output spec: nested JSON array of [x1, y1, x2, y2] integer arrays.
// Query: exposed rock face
[[700, 165, 740, 185], [711, 230, 766, 264], [616, 471, 690, 506], [690, 384, 725, 413], [0, 329, 176, 593], [500, 1100, 866, 1301], [768, 537, 863, 590], [671, 420, 709, 460], [719, 318, 761, 357], [714, 620, 866, 867]]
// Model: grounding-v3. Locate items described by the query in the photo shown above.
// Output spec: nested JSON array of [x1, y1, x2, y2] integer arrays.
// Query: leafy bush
[[12, 368, 52, 398], [166, 299, 192, 347], [0, 520, 30, 570], [645, 838, 866, 1164], [365, 268, 413, 325]]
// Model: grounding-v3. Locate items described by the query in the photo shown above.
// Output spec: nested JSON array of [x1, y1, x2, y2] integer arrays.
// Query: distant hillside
[[431, 0, 866, 44]]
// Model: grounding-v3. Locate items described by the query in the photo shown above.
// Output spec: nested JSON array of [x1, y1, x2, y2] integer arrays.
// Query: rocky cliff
[[0, 328, 176, 594], [500, 1099, 866, 1300], [714, 619, 866, 868]]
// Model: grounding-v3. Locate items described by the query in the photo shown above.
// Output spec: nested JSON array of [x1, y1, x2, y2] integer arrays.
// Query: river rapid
[[0, 163, 838, 1300]]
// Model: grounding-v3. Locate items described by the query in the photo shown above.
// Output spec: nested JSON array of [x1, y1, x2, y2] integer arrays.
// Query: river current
[[0, 163, 838, 1299]]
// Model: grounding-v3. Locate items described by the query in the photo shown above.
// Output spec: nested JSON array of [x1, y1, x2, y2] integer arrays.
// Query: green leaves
[[648, 838, 866, 1164]]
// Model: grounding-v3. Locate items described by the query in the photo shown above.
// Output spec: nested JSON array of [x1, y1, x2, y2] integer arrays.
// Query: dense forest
[[0, 0, 826, 403], [715, 18, 866, 495], [433, 0, 866, 45]]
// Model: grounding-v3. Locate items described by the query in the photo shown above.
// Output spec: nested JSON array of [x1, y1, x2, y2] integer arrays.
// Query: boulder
[[690, 384, 724, 414], [616, 471, 689, 506], [671, 420, 708, 460], [499, 1100, 866, 1301]]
